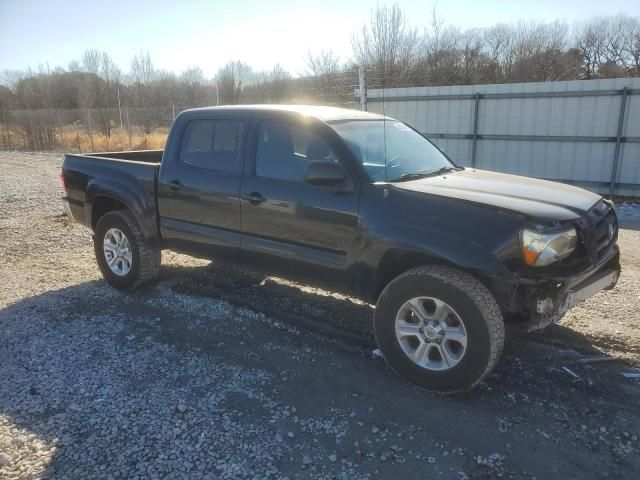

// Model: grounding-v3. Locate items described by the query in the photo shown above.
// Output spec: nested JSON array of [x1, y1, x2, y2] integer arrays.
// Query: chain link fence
[[0, 106, 185, 153]]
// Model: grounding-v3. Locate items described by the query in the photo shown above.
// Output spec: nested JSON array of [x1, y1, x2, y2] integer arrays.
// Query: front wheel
[[94, 210, 160, 290], [374, 266, 505, 393]]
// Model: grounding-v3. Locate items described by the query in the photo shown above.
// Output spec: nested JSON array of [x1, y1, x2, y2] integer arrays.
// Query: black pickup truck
[[61, 105, 620, 392]]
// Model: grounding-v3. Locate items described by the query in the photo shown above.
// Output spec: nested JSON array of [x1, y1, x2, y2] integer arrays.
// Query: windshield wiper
[[388, 166, 460, 182]]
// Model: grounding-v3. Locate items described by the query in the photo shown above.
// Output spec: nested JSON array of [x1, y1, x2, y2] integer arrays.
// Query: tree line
[[1, 4, 639, 150], [353, 6, 640, 87]]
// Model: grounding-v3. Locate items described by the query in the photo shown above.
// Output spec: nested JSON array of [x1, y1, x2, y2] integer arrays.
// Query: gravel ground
[[1, 151, 639, 480]]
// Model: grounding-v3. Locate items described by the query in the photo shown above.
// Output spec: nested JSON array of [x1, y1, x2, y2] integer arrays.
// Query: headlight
[[521, 228, 577, 267]]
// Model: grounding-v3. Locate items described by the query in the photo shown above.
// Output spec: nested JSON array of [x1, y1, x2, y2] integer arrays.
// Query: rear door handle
[[244, 192, 266, 205], [168, 179, 183, 191]]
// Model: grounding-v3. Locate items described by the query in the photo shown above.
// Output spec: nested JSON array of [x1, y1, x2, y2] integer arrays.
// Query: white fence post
[[358, 67, 367, 111]]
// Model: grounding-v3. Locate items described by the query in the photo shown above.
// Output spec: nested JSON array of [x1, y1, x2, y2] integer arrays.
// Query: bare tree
[[244, 65, 292, 104], [423, 2, 451, 54], [507, 21, 577, 81], [411, 4, 496, 86], [305, 50, 343, 101], [624, 21, 640, 74], [352, 3, 419, 87], [613, 15, 640, 75], [307, 50, 340, 77], [574, 15, 639, 78], [79, 50, 121, 139], [263, 64, 291, 102], [130, 51, 155, 86], [215, 61, 253, 105], [180, 67, 206, 107], [129, 51, 157, 133]]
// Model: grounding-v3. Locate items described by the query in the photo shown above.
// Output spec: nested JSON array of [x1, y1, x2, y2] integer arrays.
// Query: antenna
[[117, 88, 124, 151], [381, 70, 387, 182]]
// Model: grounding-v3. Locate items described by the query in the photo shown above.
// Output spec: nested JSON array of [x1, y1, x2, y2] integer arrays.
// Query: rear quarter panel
[[62, 154, 160, 242]]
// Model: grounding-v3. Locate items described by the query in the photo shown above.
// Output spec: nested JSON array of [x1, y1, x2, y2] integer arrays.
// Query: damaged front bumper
[[494, 244, 621, 331], [530, 265, 619, 331]]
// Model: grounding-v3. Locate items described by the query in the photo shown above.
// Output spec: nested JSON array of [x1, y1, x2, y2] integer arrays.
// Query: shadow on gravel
[[162, 261, 376, 350], [1, 265, 639, 479], [160, 260, 639, 393]]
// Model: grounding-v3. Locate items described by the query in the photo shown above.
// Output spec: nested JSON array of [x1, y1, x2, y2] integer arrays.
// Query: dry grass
[[58, 127, 168, 153], [0, 126, 168, 153]]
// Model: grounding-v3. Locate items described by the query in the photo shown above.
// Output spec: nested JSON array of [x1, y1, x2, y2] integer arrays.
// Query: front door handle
[[168, 179, 183, 192], [244, 192, 266, 205]]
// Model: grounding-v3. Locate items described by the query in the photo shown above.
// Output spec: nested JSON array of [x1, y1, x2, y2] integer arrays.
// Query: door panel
[[241, 178, 358, 259], [158, 118, 245, 257], [240, 120, 360, 290], [160, 217, 242, 250]]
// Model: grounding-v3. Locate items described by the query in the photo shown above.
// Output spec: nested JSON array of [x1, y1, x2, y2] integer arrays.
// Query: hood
[[391, 168, 601, 221]]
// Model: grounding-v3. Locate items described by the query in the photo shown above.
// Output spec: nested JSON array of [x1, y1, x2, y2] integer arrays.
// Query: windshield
[[330, 120, 455, 182]]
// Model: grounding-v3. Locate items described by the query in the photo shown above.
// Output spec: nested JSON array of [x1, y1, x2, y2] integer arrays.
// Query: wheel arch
[[358, 225, 509, 303], [369, 248, 457, 302], [91, 195, 126, 230], [85, 179, 160, 246]]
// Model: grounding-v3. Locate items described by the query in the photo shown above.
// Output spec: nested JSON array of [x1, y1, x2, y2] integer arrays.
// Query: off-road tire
[[374, 265, 505, 393], [94, 210, 160, 290]]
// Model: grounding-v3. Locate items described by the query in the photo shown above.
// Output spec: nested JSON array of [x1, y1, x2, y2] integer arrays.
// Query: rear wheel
[[94, 210, 160, 290], [374, 265, 504, 393]]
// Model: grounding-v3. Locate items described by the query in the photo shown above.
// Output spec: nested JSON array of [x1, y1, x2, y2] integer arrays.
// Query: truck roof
[[183, 105, 391, 122]]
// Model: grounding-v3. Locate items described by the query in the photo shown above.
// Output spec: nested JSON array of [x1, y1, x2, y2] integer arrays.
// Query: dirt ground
[[1, 151, 639, 480]]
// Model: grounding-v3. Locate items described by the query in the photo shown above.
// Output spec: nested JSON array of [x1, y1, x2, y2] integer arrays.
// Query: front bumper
[[525, 245, 620, 331], [492, 243, 620, 331], [559, 268, 619, 314]]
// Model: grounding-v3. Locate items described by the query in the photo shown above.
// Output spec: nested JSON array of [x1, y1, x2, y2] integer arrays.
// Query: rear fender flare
[[85, 179, 158, 244]]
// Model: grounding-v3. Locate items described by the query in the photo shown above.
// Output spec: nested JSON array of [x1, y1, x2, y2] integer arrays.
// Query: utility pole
[[87, 109, 95, 151], [117, 88, 125, 151], [358, 66, 367, 111], [125, 107, 132, 149], [215, 83, 220, 106], [3, 106, 12, 150]]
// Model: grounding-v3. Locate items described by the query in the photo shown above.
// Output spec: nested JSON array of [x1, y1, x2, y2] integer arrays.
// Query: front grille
[[584, 200, 618, 264]]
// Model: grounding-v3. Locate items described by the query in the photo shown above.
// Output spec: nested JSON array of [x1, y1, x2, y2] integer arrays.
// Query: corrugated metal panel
[[366, 78, 640, 196]]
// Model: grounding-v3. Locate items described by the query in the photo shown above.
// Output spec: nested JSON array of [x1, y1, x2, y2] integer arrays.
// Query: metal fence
[[361, 78, 640, 198]]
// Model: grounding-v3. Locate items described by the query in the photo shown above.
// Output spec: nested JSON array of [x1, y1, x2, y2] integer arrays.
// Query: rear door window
[[180, 119, 244, 173]]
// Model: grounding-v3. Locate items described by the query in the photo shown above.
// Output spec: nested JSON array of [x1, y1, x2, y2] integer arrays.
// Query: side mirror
[[304, 160, 346, 186]]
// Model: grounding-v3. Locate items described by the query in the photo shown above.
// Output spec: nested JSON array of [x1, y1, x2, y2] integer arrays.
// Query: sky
[[1, 0, 639, 78]]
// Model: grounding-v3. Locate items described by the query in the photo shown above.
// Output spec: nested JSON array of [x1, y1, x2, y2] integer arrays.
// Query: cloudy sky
[[1, 0, 639, 77]]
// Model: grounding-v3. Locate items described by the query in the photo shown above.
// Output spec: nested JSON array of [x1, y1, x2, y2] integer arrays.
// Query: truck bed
[[79, 149, 163, 164], [62, 150, 161, 237]]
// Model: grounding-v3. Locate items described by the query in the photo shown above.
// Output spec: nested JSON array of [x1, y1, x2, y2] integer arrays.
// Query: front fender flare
[[356, 224, 510, 300]]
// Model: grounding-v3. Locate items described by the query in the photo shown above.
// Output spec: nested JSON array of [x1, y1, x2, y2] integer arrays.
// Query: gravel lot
[[1, 151, 639, 480]]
